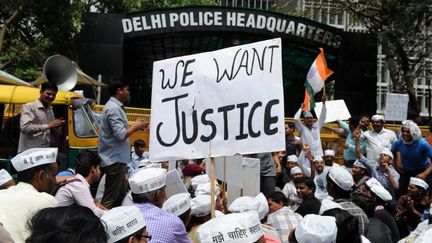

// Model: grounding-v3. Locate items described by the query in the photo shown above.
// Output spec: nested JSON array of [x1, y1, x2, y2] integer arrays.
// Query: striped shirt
[[334, 198, 369, 235]]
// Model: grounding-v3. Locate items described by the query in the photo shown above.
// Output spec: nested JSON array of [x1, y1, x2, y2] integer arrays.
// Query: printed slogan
[[149, 38, 285, 161]]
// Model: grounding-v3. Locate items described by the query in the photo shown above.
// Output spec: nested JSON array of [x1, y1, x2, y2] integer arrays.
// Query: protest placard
[[205, 155, 243, 188], [314, 99, 351, 123], [384, 93, 409, 121], [149, 38, 285, 161], [165, 169, 188, 198]]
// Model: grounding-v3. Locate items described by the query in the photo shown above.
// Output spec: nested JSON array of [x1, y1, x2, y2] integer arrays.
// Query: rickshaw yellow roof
[[0, 85, 82, 104]]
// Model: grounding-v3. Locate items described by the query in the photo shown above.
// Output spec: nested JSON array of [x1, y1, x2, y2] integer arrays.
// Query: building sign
[[149, 38, 285, 161], [121, 7, 342, 50]]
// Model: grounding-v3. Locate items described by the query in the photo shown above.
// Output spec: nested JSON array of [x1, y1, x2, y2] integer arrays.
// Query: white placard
[[242, 157, 260, 196], [314, 99, 351, 123], [149, 38, 285, 161], [384, 93, 409, 121], [205, 155, 244, 188], [165, 169, 188, 198]]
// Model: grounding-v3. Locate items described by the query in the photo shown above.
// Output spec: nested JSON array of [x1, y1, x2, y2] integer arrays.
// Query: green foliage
[[0, 0, 215, 82]]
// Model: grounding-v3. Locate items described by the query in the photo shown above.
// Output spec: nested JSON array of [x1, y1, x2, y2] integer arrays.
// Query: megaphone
[[0, 70, 33, 87], [33, 55, 77, 91]]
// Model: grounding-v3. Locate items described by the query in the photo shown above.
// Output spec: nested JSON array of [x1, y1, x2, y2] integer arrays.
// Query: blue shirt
[[359, 155, 400, 198], [338, 120, 366, 161], [98, 97, 130, 167], [135, 203, 191, 243], [128, 152, 149, 176], [392, 139, 432, 172]]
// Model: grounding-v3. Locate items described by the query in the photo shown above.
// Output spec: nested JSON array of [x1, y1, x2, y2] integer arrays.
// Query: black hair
[[17, 164, 52, 184], [349, 116, 360, 129], [131, 191, 156, 204], [115, 227, 146, 243], [41, 82, 58, 92], [178, 208, 191, 223], [109, 82, 128, 96], [75, 150, 101, 177], [133, 139, 146, 147], [26, 205, 107, 243], [294, 177, 316, 193], [286, 122, 295, 129], [322, 208, 361, 243], [268, 191, 289, 206], [359, 114, 370, 119], [351, 194, 375, 218], [326, 174, 351, 199]]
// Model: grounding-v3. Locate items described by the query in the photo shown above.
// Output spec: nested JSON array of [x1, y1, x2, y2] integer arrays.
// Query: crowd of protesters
[[1, 82, 432, 243]]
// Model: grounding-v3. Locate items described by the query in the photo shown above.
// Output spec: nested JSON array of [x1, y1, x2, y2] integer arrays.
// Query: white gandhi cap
[[0, 169, 13, 187], [295, 214, 337, 243], [196, 212, 263, 243], [191, 174, 210, 190], [101, 206, 146, 243], [162, 192, 191, 216], [11, 147, 58, 171], [191, 195, 212, 217], [129, 167, 166, 194], [329, 166, 354, 191], [409, 177, 429, 190]]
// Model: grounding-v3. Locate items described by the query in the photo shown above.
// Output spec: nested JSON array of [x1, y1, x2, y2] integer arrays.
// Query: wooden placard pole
[[210, 156, 216, 218]]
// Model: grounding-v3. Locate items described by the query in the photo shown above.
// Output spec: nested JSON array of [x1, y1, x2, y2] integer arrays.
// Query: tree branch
[[0, 3, 25, 53]]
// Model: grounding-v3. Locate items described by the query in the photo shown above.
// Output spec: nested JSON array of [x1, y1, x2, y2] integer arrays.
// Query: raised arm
[[317, 95, 327, 129]]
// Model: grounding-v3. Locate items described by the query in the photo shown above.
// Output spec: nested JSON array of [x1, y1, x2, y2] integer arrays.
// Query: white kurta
[[0, 182, 58, 242]]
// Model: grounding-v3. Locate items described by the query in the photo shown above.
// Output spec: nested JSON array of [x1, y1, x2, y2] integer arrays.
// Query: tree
[[331, 0, 431, 115], [0, 0, 214, 82]]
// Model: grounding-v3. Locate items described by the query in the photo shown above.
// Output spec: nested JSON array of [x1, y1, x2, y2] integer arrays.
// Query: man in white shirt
[[293, 95, 327, 157], [0, 148, 59, 242], [361, 115, 397, 167]]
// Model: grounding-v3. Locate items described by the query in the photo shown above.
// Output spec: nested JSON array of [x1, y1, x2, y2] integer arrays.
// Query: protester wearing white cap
[[351, 159, 370, 195], [190, 174, 210, 190], [0, 147, 58, 242], [196, 212, 264, 243], [359, 114, 397, 166], [188, 195, 213, 234], [308, 152, 331, 201], [129, 168, 190, 243], [327, 166, 369, 235], [323, 149, 336, 166], [292, 214, 337, 243], [392, 119, 432, 196], [395, 176, 430, 236], [286, 155, 299, 172], [354, 130, 400, 199], [282, 166, 303, 209], [101, 206, 149, 243], [162, 193, 192, 228], [0, 169, 15, 189], [293, 94, 327, 157], [195, 182, 220, 197]]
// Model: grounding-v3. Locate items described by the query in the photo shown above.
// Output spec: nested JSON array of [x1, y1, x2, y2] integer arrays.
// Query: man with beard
[[392, 120, 432, 195], [0, 148, 58, 242], [282, 166, 303, 210]]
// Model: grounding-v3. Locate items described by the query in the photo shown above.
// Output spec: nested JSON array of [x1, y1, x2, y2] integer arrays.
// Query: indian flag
[[303, 48, 333, 112]]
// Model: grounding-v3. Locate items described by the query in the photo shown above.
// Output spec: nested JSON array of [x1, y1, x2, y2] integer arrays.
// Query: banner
[[314, 99, 351, 123], [384, 93, 409, 121], [149, 38, 285, 161]]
